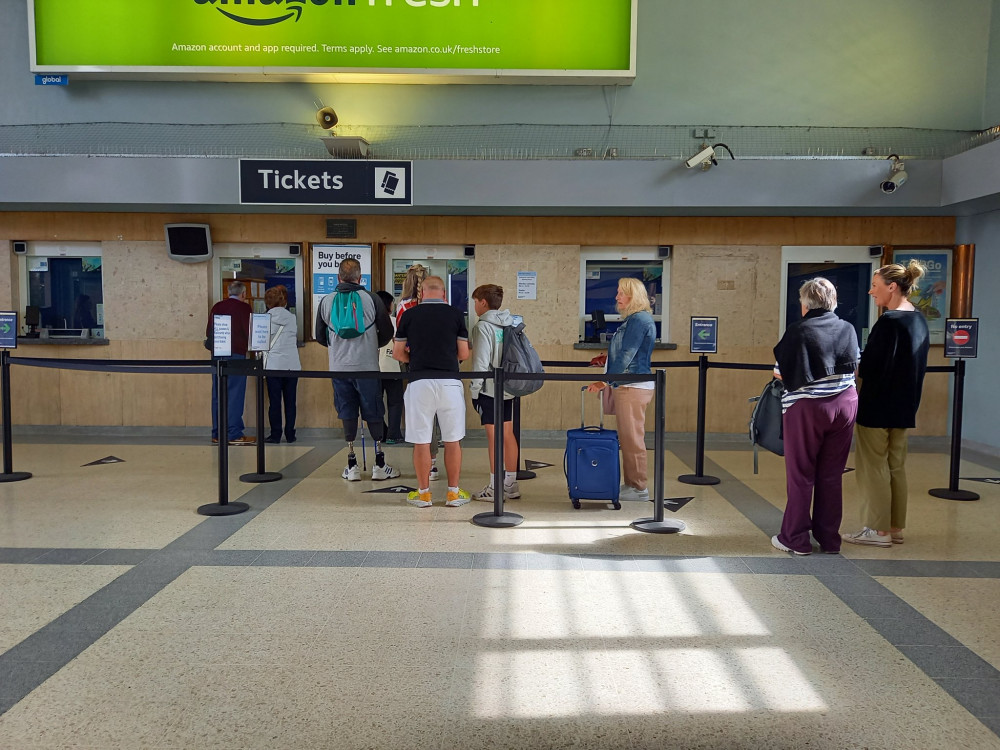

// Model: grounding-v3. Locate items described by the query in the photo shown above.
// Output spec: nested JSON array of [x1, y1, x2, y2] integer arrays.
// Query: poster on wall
[[28, 0, 636, 84], [311, 244, 372, 338], [891, 249, 950, 344]]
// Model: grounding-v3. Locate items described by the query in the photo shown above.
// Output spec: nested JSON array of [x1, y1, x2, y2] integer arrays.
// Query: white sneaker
[[372, 464, 401, 481], [429, 464, 441, 481], [474, 483, 495, 502], [771, 534, 811, 556], [842, 527, 892, 548], [618, 485, 649, 502], [503, 480, 521, 499], [342, 464, 361, 481]]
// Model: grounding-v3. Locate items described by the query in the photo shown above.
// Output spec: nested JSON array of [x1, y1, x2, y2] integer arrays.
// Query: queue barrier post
[[512, 397, 536, 480], [472, 366, 523, 528], [0, 349, 31, 483], [199, 358, 249, 516], [678, 354, 721, 486], [632, 368, 686, 534], [240, 355, 282, 484], [929, 358, 980, 501]]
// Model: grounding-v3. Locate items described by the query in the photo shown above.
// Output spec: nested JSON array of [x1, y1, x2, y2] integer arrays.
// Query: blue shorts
[[332, 377, 385, 424]]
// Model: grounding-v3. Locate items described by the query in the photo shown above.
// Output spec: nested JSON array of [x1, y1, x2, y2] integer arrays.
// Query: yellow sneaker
[[445, 488, 471, 507], [406, 490, 432, 508]]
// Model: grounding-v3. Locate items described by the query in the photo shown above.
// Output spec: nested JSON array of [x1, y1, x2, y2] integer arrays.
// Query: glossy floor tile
[[0, 434, 998, 749]]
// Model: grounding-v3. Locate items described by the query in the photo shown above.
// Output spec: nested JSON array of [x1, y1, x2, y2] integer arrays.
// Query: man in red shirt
[[207, 280, 255, 445]]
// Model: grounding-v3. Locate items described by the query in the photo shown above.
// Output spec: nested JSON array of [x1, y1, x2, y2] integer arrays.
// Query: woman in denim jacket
[[587, 277, 657, 502]]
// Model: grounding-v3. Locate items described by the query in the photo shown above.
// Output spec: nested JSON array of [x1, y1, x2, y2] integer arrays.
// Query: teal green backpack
[[328, 290, 372, 339]]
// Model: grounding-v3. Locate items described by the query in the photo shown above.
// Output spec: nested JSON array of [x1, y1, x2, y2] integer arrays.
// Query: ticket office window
[[18, 242, 105, 339], [579, 248, 670, 343], [211, 245, 304, 342], [384, 246, 474, 330]]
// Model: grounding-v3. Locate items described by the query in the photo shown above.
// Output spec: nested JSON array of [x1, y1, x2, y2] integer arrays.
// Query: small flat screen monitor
[[165, 224, 213, 263]]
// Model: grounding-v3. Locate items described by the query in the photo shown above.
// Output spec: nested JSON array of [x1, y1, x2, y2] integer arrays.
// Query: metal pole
[[473, 366, 523, 528], [930, 358, 979, 501], [199, 358, 249, 515], [0, 349, 31, 482], [240, 355, 281, 484], [632, 369, 685, 534], [678, 354, 720, 485]]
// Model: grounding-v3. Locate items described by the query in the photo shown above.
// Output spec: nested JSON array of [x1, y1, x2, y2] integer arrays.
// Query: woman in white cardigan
[[263, 285, 302, 443]]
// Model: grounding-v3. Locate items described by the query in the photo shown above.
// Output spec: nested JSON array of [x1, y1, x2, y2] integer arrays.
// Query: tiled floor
[[1, 433, 999, 749]]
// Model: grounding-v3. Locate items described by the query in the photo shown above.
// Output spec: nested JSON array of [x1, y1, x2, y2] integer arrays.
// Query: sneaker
[[503, 480, 521, 499], [891, 530, 904, 544], [446, 488, 471, 507], [429, 464, 441, 481], [842, 527, 892, 548], [342, 464, 361, 481], [619, 485, 650, 502], [771, 534, 811, 556], [264, 435, 280, 444], [406, 490, 432, 508], [474, 483, 495, 502], [372, 464, 401, 481], [229, 435, 256, 446]]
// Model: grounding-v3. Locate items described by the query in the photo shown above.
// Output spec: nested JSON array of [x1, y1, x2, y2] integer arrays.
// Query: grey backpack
[[748, 378, 785, 473], [500, 322, 544, 397]]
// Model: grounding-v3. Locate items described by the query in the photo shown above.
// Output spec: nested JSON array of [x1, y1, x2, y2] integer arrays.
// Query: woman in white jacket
[[469, 284, 520, 501], [263, 285, 302, 443]]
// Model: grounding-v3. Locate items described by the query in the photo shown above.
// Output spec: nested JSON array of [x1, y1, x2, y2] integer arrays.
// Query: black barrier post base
[[472, 511, 524, 528], [677, 473, 721, 486], [240, 471, 283, 483], [0, 471, 32, 483], [516, 469, 537, 481], [197, 500, 250, 516], [929, 488, 980, 502], [631, 517, 686, 534]]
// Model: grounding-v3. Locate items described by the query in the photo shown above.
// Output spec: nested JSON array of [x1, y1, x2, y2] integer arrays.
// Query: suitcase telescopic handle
[[580, 386, 603, 430]]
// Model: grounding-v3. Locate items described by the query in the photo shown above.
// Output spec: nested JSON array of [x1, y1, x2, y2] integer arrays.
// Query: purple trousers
[[778, 387, 858, 554]]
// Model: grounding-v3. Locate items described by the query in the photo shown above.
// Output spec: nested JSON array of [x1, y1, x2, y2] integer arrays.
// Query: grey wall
[[2, 0, 995, 131], [956, 212, 1000, 453], [986, 0, 1000, 126]]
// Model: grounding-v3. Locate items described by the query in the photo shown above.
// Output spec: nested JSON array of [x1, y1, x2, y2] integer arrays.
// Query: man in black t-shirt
[[393, 276, 471, 508]]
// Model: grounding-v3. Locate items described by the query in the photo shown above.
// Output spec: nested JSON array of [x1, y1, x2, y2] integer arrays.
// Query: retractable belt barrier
[[0, 353, 973, 517]]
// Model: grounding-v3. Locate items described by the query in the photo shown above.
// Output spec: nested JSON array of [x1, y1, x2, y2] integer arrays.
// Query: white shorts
[[404, 378, 466, 445]]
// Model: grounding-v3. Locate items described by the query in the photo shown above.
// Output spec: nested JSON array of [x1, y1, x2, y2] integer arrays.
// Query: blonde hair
[[876, 260, 926, 296], [616, 277, 653, 318], [799, 277, 838, 311], [400, 263, 428, 301]]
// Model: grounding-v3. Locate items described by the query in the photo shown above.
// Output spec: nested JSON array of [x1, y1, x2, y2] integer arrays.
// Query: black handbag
[[748, 378, 785, 473]]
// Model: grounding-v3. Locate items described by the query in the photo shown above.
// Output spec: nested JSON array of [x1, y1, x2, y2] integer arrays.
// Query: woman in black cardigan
[[772, 278, 860, 556], [843, 261, 929, 548]]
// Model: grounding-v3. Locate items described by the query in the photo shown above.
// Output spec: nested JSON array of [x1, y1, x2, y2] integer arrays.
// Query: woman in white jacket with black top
[[263, 285, 301, 443], [469, 284, 521, 501]]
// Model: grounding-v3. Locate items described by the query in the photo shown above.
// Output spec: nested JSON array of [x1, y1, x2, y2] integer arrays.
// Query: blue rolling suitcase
[[564, 388, 621, 510]]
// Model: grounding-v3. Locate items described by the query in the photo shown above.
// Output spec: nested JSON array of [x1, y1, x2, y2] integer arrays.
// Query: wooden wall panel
[[0, 211, 958, 434]]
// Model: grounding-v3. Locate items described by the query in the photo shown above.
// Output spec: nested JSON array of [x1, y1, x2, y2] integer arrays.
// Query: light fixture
[[684, 142, 735, 171], [880, 154, 907, 194], [314, 104, 369, 158]]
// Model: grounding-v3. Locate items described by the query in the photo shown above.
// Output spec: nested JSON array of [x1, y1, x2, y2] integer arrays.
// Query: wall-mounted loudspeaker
[[12, 241, 27, 255], [464, 245, 475, 257], [289, 244, 302, 256], [658, 245, 672, 259], [869, 245, 884, 258]]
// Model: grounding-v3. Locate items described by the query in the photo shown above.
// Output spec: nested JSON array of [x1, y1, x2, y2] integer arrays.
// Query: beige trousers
[[614, 386, 653, 490], [854, 425, 910, 530]]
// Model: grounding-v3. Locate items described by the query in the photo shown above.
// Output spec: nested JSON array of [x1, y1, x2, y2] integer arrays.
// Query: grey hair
[[227, 280, 246, 298], [799, 277, 838, 311]]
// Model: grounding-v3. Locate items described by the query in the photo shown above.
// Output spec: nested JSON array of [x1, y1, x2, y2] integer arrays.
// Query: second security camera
[[685, 145, 716, 169], [880, 155, 907, 194]]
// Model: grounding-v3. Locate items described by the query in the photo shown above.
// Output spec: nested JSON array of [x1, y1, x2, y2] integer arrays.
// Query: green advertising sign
[[29, 0, 636, 83]]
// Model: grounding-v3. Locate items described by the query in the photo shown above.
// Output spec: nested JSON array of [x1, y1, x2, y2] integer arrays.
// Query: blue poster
[[892, 250, 949, 344]]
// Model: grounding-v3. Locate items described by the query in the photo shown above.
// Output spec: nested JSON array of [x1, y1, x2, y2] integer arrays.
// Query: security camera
[[316, 106, 339, 130], [880, 155, 907, 194], [685, 144, 716, 169]]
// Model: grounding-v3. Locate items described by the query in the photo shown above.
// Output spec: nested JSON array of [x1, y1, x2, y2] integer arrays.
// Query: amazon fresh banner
[[28, 0, 636, 83]]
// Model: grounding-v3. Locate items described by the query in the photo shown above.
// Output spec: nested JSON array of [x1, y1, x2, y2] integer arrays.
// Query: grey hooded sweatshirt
[[469, 308, 515, 400]]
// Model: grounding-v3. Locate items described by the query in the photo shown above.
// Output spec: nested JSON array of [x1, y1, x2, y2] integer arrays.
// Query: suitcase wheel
[[612, 502, 621, 510], [572, 500, 581, 509]]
